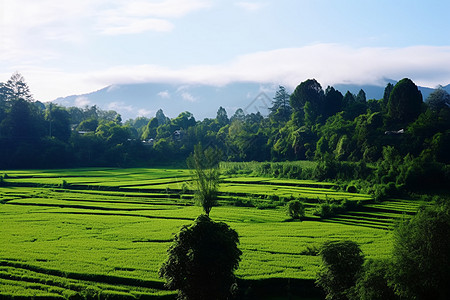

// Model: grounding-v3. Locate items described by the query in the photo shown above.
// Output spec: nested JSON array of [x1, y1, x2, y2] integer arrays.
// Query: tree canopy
[[159, 215, 242, 300]]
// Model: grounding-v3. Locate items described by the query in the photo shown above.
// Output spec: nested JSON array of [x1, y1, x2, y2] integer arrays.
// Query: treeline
[[1, 73, 449, 191]]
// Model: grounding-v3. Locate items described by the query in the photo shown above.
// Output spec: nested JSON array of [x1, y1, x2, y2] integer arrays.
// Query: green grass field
[[0, 168, 425, 299]]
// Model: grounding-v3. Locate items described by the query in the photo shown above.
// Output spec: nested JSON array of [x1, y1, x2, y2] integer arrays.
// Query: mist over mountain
[[53, 81, 448, 121]]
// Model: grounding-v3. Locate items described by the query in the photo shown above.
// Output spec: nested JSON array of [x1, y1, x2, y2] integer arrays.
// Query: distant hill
[[54, 82, 278, 121], [53, 81, 449, 121]]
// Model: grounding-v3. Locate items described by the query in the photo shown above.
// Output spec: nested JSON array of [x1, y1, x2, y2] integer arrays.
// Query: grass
[[0, 167, 424, 299]]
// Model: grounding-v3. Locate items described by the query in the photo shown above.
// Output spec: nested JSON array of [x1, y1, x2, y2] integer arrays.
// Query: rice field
[[0, 168, 425, 299]]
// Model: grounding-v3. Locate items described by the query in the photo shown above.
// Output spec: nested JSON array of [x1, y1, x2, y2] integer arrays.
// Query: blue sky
[[1, 0, 450, 101]]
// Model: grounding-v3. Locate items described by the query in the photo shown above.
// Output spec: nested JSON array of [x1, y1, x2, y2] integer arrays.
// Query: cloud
[[96, 0, 211, 35], [137, 108, 154, 117], [75, 96, 91, 107], [235, 1, 267, 12], [5, 44, 450, 101], [107, 101, 134, 112], [158, 90, 171, 98], [181, 92, 197, 102]]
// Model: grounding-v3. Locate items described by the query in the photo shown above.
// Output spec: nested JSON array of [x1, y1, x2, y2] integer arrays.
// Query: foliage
[[387, 78, 423, 126], [286, 199, 305, 219], [159, 214, 242, 300], [390, 202, 450, 299], [353, 259, 398, 300], [316, 240, 364, 300], [187, 144, 221, 216]]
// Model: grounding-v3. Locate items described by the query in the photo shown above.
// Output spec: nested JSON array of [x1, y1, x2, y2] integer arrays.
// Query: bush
[[353, 259, 398, 300], [316, 240, 364, 300], [286, 200, 305, 220], [159, 215, 242, 300], [390, 202, 450, 299]]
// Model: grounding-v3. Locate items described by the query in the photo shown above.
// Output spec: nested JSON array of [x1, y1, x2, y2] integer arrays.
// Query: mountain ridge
[[53, 81, 449, 121]]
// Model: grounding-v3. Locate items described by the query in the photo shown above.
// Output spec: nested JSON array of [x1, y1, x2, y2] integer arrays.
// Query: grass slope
[[0, 168, 424, 299]]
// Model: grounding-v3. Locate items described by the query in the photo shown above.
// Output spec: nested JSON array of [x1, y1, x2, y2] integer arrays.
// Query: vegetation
[[186, 144, 221, 216], [316, 240, 364, 300], [159, 215, 242, 300], [1, 71, 449, 299]]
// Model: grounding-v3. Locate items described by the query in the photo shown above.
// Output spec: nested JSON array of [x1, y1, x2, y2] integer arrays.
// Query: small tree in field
[[286, 200, 305, 220], [159, 215, 242, 300], [316, 240, 364, 300], [187, 144, 221, 216]]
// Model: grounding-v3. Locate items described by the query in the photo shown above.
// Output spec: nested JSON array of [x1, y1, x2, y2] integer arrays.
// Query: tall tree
[[5, 72, 34, 102], [387, 78, 423, 126], [323, 86, 343, 119], [426, 86, 450, 112], [383, 83, 395, 106], [216, 106, 229, 126], [187, 144, 221, 216], [290, 79, 324, 113], [269, 85, 292, 123]]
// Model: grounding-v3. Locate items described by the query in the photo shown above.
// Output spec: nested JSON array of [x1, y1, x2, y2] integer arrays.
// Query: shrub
[[159, 215, 242, 300], [316, 240, 364, 300], [354, 259, 398, 300], [390, 202, 450, 299], [286, 200, 305, 219]]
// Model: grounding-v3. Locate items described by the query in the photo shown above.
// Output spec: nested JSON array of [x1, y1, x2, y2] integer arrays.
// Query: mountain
[[53, 81, 449, 121], [54, 82, 279, 121]]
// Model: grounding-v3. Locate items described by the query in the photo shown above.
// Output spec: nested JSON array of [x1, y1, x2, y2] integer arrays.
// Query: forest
[[0, 72, 449, 197]]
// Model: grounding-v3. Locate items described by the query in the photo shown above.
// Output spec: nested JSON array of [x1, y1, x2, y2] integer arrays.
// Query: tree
[[286, 200, 305, 220], [187, 144, 221, 216], [4, 72, 34, 102], [383, 83, 394, 107], [390, 202, 450, 300], [156, 108, 169, 125], [159, 215, 242, 300], [216, 106, 229, 126], [316, 240, 364, 300], [356, 89, 366, 103], [269, 85, 291, 123], [387, 78, 423, 126], [323, 86, 343, 119], [426, 86, 450, 112], [354, 259, 398, 300]]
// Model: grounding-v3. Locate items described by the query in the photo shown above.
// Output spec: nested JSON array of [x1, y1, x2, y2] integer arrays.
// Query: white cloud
[[181, 92, 197, 102], [235, 1, 267, 12], [137, 108, 154, 117], [5, 44, 450, 101], [95, 0, 211, 35], [107, 101, 134, 112], [158, 90, 171, 98], [75, 96, 91, 107]]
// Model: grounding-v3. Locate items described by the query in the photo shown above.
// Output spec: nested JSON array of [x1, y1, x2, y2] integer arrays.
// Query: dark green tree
[[355, 89, 366, 103], [387, 78, 423, 126], [216, 106, 229, 126], [426, 86, 450, 112], [5, 72, 34, 102], [156, 108, 169, 125], [323, 86, 343, 119], [159, 215, 242, 300], [187, 144, 221, 216], [383, 83, 395, 107], [286, 200, 305, 220], [316, 240, 364, 300], [354, 259, 398, 300], [269, 85, 291, 123], [390, 202, 450, 300]]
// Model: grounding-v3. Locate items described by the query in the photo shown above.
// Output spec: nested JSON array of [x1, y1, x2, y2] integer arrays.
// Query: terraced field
[[0, 168, 425, 299]]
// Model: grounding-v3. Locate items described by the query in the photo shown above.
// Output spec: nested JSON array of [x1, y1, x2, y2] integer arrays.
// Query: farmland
[[0, 168, 425, 299]]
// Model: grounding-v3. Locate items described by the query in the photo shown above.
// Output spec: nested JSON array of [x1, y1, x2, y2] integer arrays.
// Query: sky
[[1, 0, 450, 102]]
